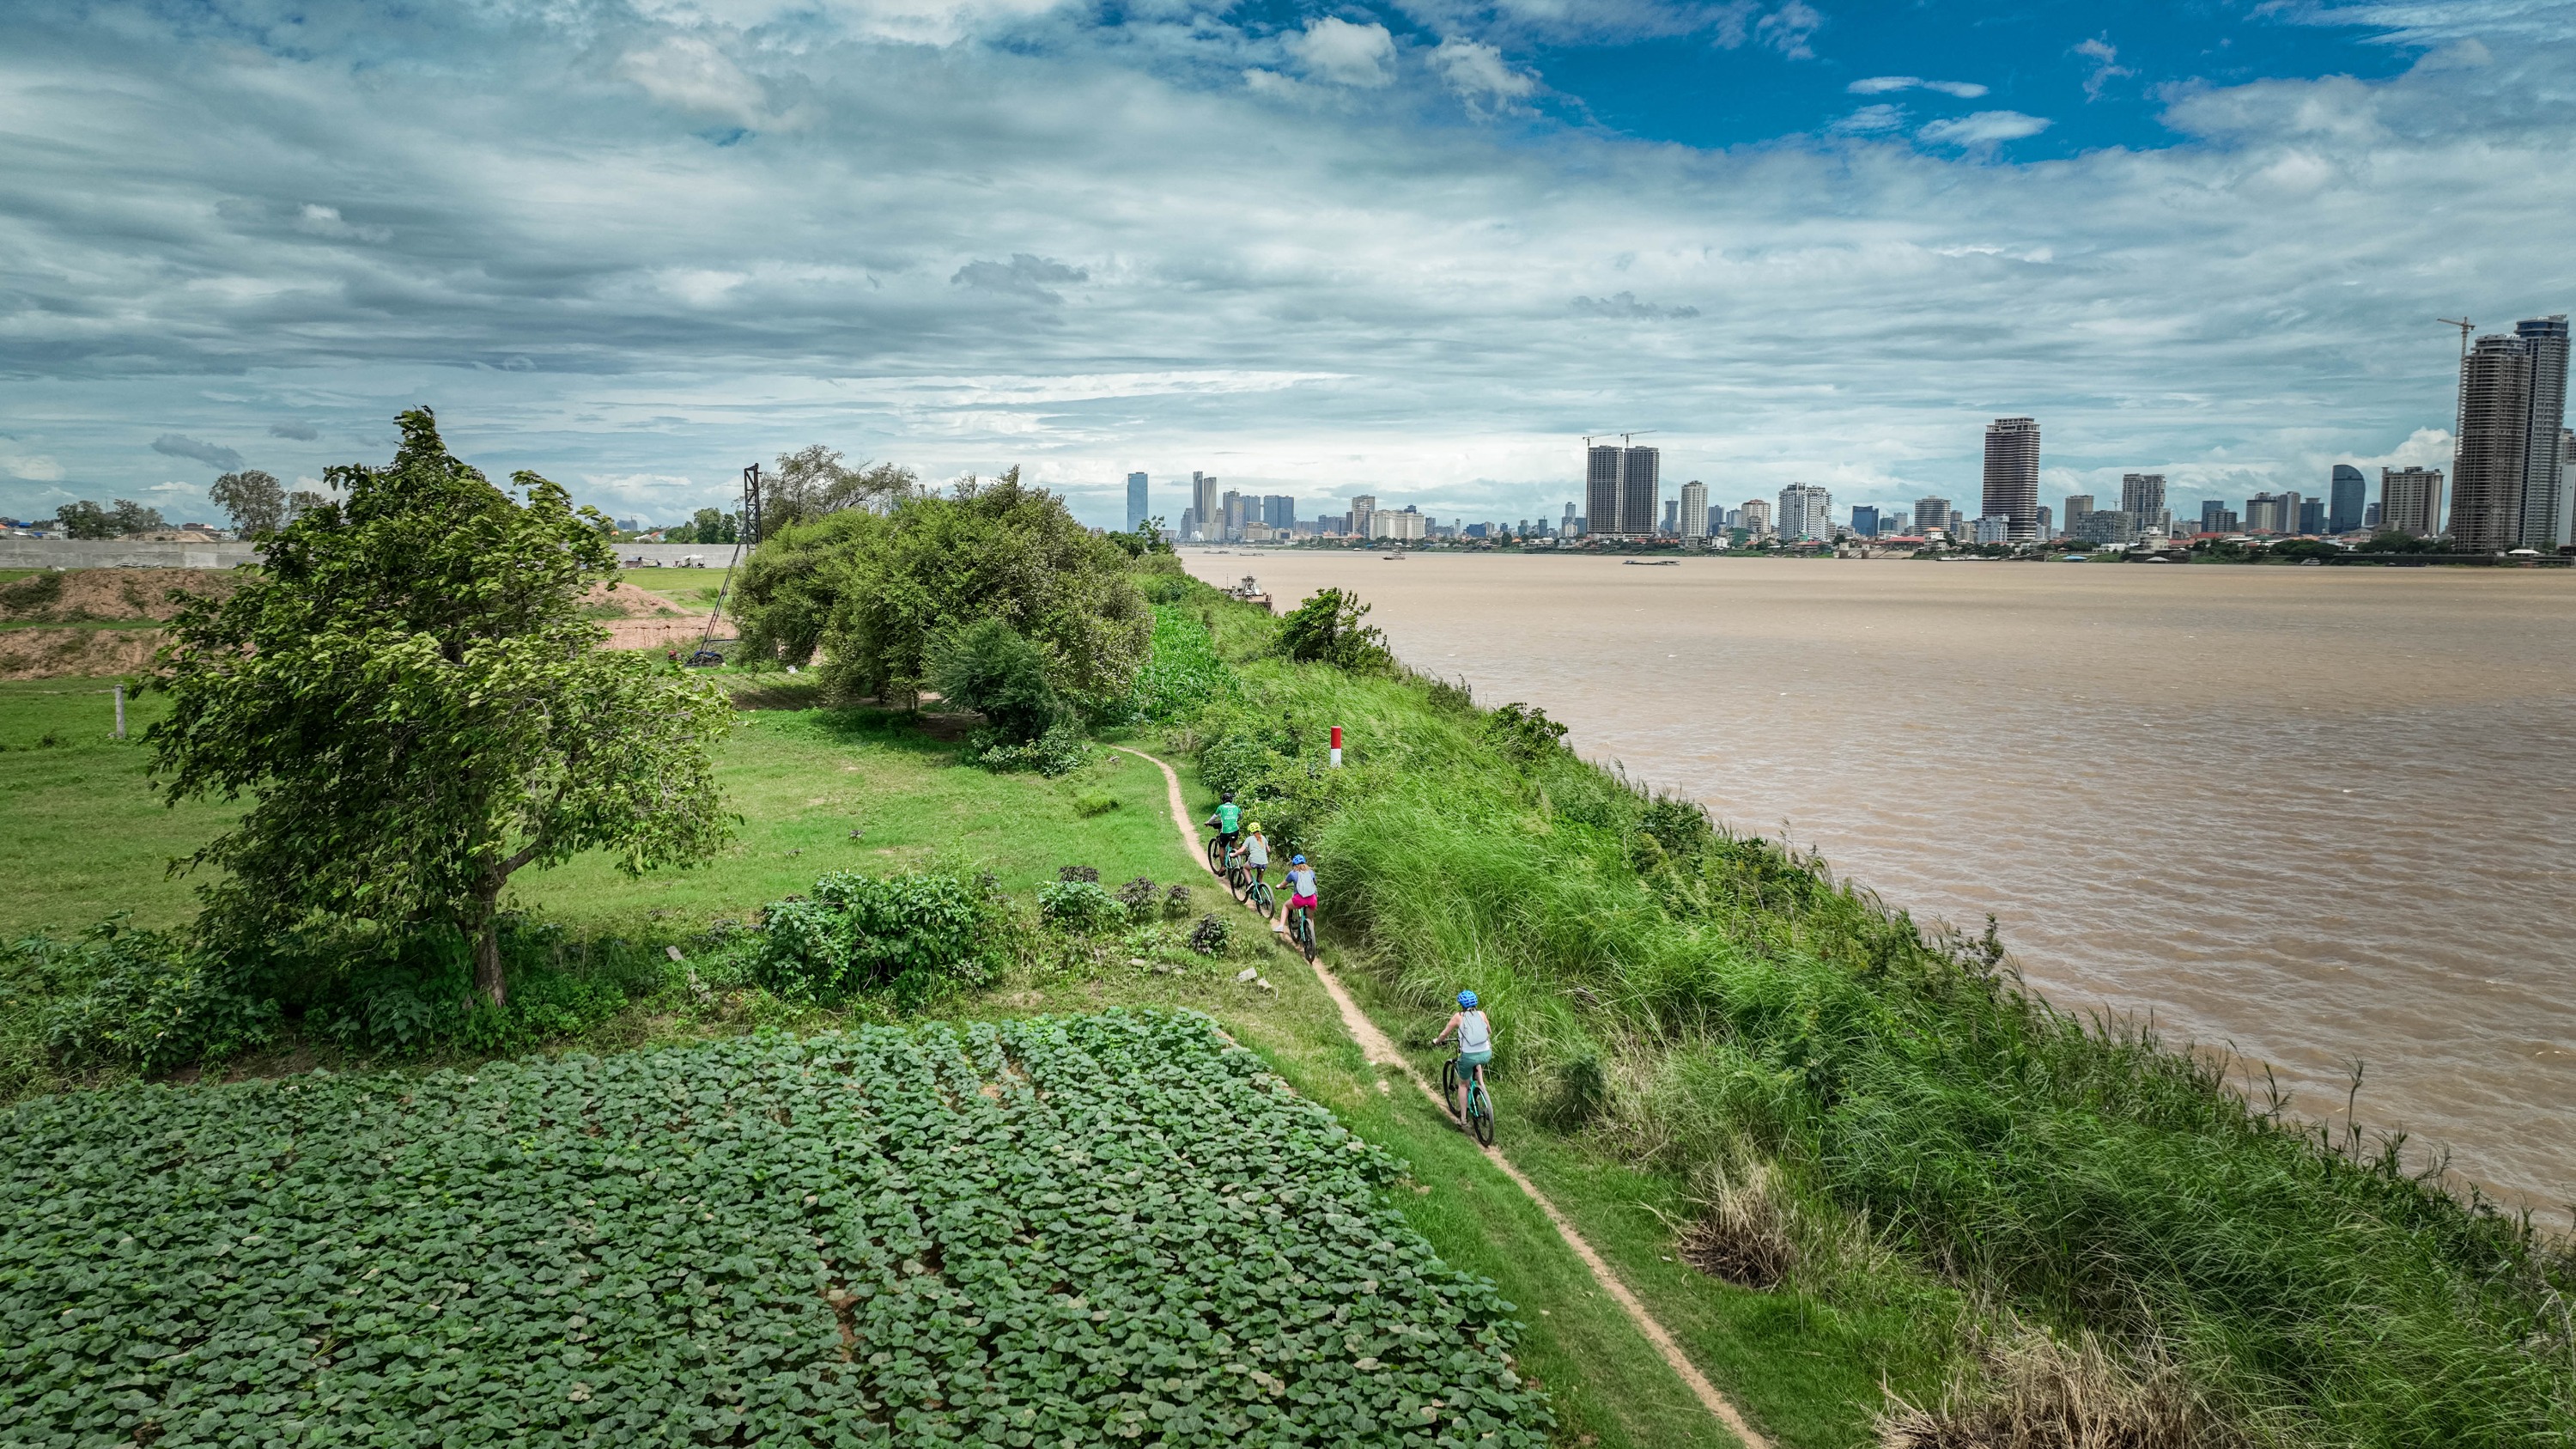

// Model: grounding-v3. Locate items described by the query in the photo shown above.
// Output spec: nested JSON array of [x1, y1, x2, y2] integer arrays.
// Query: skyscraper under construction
[[2515, 316, 2569, 549], [1583, 441, 1661, 539], [1983, 417, 2040, 542], [2451, 335, 2535, 552]]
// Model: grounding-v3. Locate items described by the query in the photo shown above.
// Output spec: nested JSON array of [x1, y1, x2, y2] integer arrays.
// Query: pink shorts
[[1289, 894, 1317, 910]]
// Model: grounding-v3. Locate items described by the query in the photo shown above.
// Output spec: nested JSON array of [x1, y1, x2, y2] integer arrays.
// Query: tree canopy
[[732, 468, 1150, 713], [149, 409, 736, 1005], [1277, 588, 1391, 673], [210, 471, 284, 536]]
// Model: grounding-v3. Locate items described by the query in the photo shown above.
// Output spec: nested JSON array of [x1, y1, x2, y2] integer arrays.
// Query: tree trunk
[[471, 880, 507, 1008]]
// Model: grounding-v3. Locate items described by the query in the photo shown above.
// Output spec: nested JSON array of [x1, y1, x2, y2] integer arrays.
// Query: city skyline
[[4, 5, 2573, 535]]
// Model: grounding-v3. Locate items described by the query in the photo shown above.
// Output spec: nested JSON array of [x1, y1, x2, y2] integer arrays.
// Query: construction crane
[[2438, 317, 2475, 360], [1580, 430, 1660, 448]]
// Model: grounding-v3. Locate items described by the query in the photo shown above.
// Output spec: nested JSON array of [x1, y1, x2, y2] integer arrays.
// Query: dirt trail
[[1110, 743, 1770, 1449]]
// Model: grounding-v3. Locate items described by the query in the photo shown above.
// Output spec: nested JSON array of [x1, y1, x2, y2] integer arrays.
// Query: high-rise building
[[1178, 506, 1198, 540], [2280, 491, 2305, 534], [1850, 503, 1879, 537], [2120, 473, 2168, 535], [1883, 510, 1909, 535], [1263, 495, 1297, 528], [1983, 417, 2041, 541], [1192, 472, 1218, 539], [1126, 472, 1148, 533], [1777, 484, 1832, 542], [1351, 494, 1378, 539], [2365, 501, 2381, 529], [2380, 466, 2445, 538], [2328, 464, 2366, 533], [2516, 317, 2570, 549], [2453, 333, 2535, 551], [2245, 493, 2287, 533], [1739, 498, 1773, 535], [2072, 509, 2136, 545], [1560, 502, 1577, 538], [1916, 496, 1953, 536], [1584, 447, 1620, 537], [1662, 498, 1679, 534], [2565, 426, 2576, 550], [1623, 447, 1660, 539], [2037, 505, 2053, 538], [2298, 498, 2328, 534], [1680, 480, 1710, 539], [2063, 494, 2095, 535]]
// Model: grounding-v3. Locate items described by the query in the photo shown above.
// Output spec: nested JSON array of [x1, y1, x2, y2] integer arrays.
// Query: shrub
[[1275, 588, 1391, 673], [21, 919, 279, 1075], [1038, 879, 1125, 935], [754, 868, 1012, 1004], [1072, 789, 1118, 817], [1485, 701, 1568, 764], [1127, 605, 1242, 721], [1115, 876, 1159, 919], [933, 617, 1067, 744], [1057, 864, 1101, 883], [966, 721, 1090, 776], [1188, 914, 1230, 956], [1164, 883, 1194, 919]]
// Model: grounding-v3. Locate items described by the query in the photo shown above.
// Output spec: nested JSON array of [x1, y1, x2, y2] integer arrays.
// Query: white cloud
[[1572, 292, 1699, 320], [1831, 103, 1906, 135], [2075, 37, 2136, 101], [1850, 76, 1989, 99], [1753, 1, 1823, 59], [617, 36, 770, 128], [0, 441, 65, 482], [1291, 18, 1398, 88], [293, 204, 392, 244], [1431, 38, 1539, 113], [1918, 110, 2052, 146]]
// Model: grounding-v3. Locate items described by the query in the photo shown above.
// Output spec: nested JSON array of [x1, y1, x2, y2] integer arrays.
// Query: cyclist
[[1238, 821, 1272, 895], [1431, 990, 1494, 1119], [1276, 854, 1317, 937], [1202, 790, 1242, 867]]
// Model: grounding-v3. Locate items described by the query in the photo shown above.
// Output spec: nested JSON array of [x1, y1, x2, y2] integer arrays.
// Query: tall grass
[[1174, 607, 2576, 1447]]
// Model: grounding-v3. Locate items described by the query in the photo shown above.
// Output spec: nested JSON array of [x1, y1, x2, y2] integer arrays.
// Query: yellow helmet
[[1247, 821, 1263, 833]]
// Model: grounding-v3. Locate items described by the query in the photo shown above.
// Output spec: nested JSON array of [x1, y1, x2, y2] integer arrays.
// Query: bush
[[1058, 864, 1101, 883], [934, 617, 1068, 744], [1115, 876, 1159, 919], [966, 721, 1091, 776], [1164, 883, 1195, 919], [1188, 915, 1230, 956], [20, 918, 279, 1075], [1485, 701, 1568, 764], [1039, 879, 1126, 935], [1127, 605, 1242, 721], [1072, 789, 1118, 817], [1276, 588, 1391, 673], [754, 869, 1013, 1004]]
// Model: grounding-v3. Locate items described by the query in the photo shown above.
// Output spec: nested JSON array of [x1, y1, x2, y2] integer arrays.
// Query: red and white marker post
[[1329, 726, 1343, 768]]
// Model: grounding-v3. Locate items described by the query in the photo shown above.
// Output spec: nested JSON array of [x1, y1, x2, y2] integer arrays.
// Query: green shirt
[[1217, 802, 1241, 832]]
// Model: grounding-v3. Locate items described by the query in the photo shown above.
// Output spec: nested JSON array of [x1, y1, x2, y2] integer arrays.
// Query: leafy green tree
[[1485, 702, 1569, 764], [764, 445, 914, 539], [933, 618, 1066, 743], [733, 468, 1150, 711], [210, 470, 285, 536], [1277, 588, 1392, 673], [149, 409, 736, 1006], [692, 506, 738, 544], [52, 500, 113, 538], [112, 499, 168, 535], [2359, 530, 2447, 555]]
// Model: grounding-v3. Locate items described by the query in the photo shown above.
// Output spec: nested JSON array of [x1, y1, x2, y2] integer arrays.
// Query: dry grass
[[0, 567, 237, 624], [1674, 1156, 1801, 1291], [1878, 1327, 2236, 1449]]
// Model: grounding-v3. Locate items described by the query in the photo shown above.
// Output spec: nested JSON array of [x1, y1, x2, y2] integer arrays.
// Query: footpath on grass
[[1114, 743, 1771, 1449]]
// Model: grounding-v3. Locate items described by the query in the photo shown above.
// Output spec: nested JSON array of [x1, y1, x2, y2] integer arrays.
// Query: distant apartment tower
[[2380, 466, 2445, 538], [2063, 494, 2094, 535], [1983, 417, 2041, 541], [1262, 495, 1297, 528], [1740, 498, 1773, 535], [2516, 317, 2570, 549], [1679, 480, 1710, 539], [2452, 333, 2536, 551], [1883, 510, 1910, 535], [1777, 484, 1832, 542], [1126, 472, 1149, 533], [1584, 447, 1620, 537], [2120, 473, 2168, 535], [2328, 464, 2366, 533], [1560, 502, 1577, 538], [2298, 498, 2327, 534], [1583, 442, 1660, 538], [1850, 503, 1879, 537], [1350, 495, 1377, 539], [1915, 496, 1953, 536], [2199, 499, 2234, 535], [2244, 493, 2288, 534], [1192, 472, 1218, 540]]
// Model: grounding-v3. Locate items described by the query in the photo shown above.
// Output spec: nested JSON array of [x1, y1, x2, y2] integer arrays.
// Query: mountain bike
[[1443, 1056, 1495, 1147], [1283, 902, 1317, 962], [1244, 871, 1274, 917]]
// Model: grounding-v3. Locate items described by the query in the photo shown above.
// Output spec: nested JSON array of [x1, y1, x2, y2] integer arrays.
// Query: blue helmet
[[1291, 854, 1307, 865], [1456, 990, 1478, 1008]]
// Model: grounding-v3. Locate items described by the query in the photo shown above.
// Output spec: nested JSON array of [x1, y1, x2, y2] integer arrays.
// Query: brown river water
[[1187, 551, 2576, 1217]]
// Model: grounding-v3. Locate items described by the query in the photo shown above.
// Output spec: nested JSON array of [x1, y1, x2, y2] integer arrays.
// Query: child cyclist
[[1430, 991, 1494, 1119], [1239, 820, 1272, 889], [1275, 853, 1317, 936]]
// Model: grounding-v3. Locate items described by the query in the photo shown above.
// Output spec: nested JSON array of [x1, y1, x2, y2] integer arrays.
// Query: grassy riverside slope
[[1171, 583, 2576, 1449], [0, 691, 1745, 1446]]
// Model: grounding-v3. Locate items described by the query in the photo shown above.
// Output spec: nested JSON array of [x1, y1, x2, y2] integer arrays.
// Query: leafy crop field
[[0, 1009, 1551, 1447]]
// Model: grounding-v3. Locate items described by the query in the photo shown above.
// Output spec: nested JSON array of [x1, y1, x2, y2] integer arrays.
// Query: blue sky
[[1, 0, 2572, 531]]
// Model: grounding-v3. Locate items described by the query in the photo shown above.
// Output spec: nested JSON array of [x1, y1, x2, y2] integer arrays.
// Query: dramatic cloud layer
[[0, 0, 2571, 531]]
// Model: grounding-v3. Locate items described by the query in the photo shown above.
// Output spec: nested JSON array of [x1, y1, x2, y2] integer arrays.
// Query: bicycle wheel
[[1249, 880, 1273, 916], [1468, 1078, 1495, 1147], [1441, 1059, 1461, 1121], [1294, 910, 1316, 961], [1206, 836, 1225, 874]]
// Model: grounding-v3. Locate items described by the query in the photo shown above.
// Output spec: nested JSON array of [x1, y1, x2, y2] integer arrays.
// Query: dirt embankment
[[0, 570, 720, 679]]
